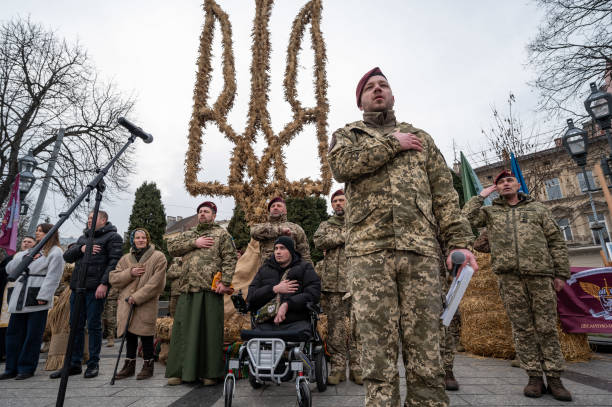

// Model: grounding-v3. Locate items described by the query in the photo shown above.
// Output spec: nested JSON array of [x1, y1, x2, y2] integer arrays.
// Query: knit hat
[[331, 189, 345, 202], [197, 201, 217, 214], [267, 196, 285, 211], [130, 228, 151, 249], [494, 170, 516, 185], [274, 236, 296, 260], [356, 67, 386, 108]]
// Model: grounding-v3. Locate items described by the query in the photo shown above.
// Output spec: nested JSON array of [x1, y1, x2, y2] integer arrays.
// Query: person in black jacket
[[50, 210, 123, 379], [247, 236, 321, 334]]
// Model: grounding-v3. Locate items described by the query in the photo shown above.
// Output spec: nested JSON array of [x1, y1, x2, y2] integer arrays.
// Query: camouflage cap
[[494, 169, 516, 184], [356, 67, 386, 108], [197, 201, 217, 213]]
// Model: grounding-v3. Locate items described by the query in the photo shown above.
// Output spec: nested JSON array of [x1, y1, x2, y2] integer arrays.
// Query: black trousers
[[125, 330, 154, 360]]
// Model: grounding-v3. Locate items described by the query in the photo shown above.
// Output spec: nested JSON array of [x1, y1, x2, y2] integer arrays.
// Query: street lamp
[[18, 149, 37, 215], [561, 119, 608, 258], [585, 82, 612, 130]]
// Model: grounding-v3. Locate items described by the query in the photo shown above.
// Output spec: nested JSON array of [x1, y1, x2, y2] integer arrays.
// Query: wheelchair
[[223, 290, 328, 407]]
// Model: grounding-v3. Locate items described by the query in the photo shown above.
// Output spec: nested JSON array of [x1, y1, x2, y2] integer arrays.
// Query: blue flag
[[510, 152, 529, 194]]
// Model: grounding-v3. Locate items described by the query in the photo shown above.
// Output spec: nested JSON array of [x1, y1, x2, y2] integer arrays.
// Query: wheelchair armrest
[[306, 302, 322, 315]]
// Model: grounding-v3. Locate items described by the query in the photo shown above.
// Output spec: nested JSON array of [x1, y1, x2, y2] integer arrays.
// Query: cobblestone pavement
[[1, 343, 611, 406]]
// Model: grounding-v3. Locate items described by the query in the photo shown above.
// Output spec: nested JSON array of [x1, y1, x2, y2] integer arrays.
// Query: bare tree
[[0, 17, 135, 213], [481, 92, 555, 198], [527, 0, 612, 118]]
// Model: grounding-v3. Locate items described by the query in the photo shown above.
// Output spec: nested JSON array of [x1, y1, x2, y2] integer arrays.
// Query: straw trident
[[184, 0, 331, 223]]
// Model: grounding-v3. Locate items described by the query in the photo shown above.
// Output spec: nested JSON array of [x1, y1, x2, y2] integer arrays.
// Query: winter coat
[[313, 214, 348, 293], [463, 193, 570, 279], [65, 222, 123, 290], [167, 222, 236, 292], [6, 246, 65, 314], [247, 253, 321, 324], [327, 110, 474, 258], [109, 245, 167, 337], [250, 214, 312, 265]]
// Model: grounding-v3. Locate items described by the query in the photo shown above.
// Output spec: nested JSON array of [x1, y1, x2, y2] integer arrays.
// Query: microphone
[[450, 251, 466, 277], [118, 117, 153, 143]]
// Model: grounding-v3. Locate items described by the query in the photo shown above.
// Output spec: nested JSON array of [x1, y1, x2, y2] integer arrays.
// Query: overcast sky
[[3, 0, 555, 239]]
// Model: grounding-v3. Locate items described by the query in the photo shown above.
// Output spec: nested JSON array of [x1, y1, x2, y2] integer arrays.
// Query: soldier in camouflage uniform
[[463, 170, 572, 402], [250, 196, 311, 265], [102, 286, 119, 347], [166, 258, 183, 317], [165, 201, 237, 386], [313, 189, 362, 385], [328, 67, 476, 407]]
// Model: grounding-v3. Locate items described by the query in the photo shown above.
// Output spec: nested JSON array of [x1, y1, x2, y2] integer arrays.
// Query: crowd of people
[[0, 67, 575, 406]]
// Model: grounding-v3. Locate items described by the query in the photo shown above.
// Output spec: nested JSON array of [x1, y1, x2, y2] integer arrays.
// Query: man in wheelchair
[[246, 236, 321, 334]]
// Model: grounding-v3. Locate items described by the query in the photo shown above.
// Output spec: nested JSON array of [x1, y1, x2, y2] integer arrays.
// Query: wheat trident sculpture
[[184, 0, 331, 223]]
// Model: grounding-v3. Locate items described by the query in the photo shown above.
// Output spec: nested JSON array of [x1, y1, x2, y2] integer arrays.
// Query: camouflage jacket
[[327, 110, 474, 258], [463, 193, 570, 279], [313, 214, 348, 292], [166, 257, 183, 296], [167, 222, 237, 293], [250, 214, 311, 264]]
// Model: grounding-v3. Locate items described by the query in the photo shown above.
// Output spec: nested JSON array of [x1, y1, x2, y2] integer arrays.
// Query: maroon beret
[[494, 170, 515, 185], [356, 67, 387, 108], [331, 189, 345, 202], [197, 201, 217, 213], [267, 196, 285, 211]]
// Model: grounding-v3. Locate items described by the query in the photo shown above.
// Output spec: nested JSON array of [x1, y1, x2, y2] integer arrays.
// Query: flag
[[460, 152, 491, 205], [0, 174, 21, 255], [510, 152, 529, 194]]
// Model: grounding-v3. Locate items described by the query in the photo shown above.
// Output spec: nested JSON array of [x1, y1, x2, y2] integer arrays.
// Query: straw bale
[[558, 323, 591, 362], [156, 317, 173, 342], [158, 342, 170, 365]]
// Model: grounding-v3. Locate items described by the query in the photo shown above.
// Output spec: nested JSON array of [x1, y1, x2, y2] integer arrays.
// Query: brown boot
[[546, 376, 572, 401], [445, 370, 459, 391], [523, 375, 545, 398], [349, 370, 363, 385], [113, 359, 136, 380], [136, 359, 154, 380]]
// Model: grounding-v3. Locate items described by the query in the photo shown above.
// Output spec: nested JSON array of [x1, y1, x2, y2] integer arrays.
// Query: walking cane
[[110, 298, 135, 385]]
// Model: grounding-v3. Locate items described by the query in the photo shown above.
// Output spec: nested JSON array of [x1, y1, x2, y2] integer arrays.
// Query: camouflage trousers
[[348, 250, 448, 407], [102, 296, 117, 339], [320, 291, 361, 375], [497, 273, 564, 377]]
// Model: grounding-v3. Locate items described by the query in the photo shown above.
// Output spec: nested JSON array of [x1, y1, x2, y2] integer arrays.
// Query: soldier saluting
[[328, 67, 476, 407], [463, 170, 572, 401]]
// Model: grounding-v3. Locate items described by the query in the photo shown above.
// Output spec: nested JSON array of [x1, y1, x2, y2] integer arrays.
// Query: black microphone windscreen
[[451, 251, 466, 266]]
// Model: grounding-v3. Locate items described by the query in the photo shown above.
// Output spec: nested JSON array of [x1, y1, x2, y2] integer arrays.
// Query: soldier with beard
[[314, 189, 362, 385], [250, 197, 311, 266]]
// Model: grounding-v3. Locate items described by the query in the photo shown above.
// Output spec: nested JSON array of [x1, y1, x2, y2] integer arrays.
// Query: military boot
[[349, 370, 363, 385], [136, 359, 154, 380], [327, 371, 346, 385], [511, 358, 520, 368], [113, 359, 136, 380], [445, 370, 459, 391], [167, 377, 182, 386], [523, 375, 545, 398], [546, 376, 572, 401]]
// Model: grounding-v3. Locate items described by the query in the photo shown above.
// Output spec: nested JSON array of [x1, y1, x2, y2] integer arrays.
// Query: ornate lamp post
[[17, 149, 37, 216], [584, 82, 612, 186], [562, 119, 608, 257]]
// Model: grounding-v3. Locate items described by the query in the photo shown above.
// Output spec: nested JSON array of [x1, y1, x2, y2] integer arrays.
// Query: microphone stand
[[7, 132, 142, 407]]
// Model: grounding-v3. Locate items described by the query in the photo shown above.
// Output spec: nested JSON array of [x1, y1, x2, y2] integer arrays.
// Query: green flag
[[460, 152, 491, 205]]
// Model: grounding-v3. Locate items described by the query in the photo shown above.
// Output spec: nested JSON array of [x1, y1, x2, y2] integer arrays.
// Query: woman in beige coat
[[109, 228, 166, 380]]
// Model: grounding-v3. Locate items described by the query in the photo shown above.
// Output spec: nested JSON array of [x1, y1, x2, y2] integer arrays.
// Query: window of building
[[545, 178, 563, 200], [588, 213, 610, 245], [556, 218, 573, 241], [577, 170, 596, 193]]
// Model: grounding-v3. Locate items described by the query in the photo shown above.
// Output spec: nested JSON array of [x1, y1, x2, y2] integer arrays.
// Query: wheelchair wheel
[[224, 376, 234, 407], [248, 373, 262, 389], [314, 350, 327, 392], [298, 380, 311, 407]]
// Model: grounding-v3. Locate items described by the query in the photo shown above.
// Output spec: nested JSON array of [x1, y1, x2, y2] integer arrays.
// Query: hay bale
[[156, 317, 173, 342], [224, 313, 251, 343], [461, 252, 592, 362], [318, 313, 328, 342]]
